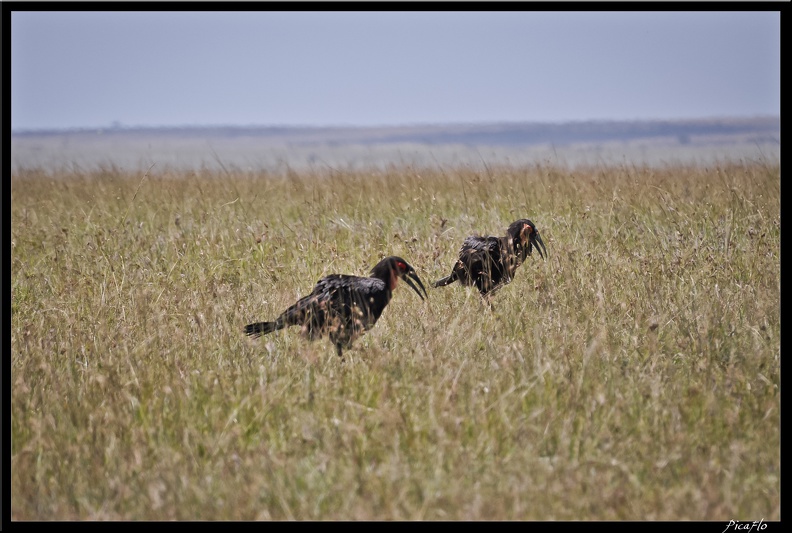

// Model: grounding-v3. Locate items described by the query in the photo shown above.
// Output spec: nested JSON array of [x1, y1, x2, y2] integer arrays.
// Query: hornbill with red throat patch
[[433, 219, 547, 298], [245, 256, 427, 359]]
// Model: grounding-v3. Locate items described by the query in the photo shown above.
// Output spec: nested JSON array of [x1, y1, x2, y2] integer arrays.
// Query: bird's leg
[[485, 295, 495, 311], [479, 292, 495, 311], [487, 282, 506, 298], [336, 343, 345, 361]]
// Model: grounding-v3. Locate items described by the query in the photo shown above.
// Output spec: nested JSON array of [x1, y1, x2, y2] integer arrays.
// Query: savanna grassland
[[10, 161, 780, 520]]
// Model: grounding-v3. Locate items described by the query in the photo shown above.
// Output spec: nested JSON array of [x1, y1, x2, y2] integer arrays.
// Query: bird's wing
[[313, 274, 383, 297], [313, 275, 386, 322], [271, 275, 354, 335], [453, 235, 511, 293], [458, 235, 502, 268]]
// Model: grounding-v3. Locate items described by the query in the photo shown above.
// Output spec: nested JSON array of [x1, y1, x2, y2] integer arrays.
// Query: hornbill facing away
[[433, 219, 547, 298], [244, 256, 427, 359]]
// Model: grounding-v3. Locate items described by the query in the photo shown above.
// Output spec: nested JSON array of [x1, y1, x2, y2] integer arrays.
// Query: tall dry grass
[[10, 161, 779, 520]]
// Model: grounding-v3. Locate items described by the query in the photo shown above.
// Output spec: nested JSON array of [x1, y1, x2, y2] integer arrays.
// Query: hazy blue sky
[[10, 10, 780, 131]]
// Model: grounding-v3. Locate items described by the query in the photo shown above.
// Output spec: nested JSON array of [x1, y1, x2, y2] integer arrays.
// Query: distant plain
[[10, 116, 780, 172]]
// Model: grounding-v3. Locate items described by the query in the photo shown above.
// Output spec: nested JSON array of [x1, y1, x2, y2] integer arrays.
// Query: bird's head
[[507, 219, 547, 260], [371, 256, 428, 300]]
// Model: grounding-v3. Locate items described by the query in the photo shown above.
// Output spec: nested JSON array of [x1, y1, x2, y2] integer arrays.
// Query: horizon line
[[11, 114, 781, 135]]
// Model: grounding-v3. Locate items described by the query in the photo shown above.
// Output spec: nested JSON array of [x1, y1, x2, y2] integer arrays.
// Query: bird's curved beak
[[403, 269, 428, 300], [531, 232, 547, 260]]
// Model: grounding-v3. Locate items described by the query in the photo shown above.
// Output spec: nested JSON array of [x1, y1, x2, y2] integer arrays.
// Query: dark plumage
[[245, 256, 427, 359], [434, 219, 547, 298]]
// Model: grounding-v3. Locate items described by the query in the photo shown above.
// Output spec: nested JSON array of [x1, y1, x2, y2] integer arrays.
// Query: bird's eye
[[396, 261, 407, 272]]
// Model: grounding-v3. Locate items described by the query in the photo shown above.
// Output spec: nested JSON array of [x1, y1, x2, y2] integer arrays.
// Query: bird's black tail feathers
[[433, 273, 457, 288], [244, 321, 280, 338]]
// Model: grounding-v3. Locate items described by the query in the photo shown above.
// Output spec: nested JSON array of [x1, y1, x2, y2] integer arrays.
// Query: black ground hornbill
[[245, 256, 427, 359], [434, 219, 547, 299]]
